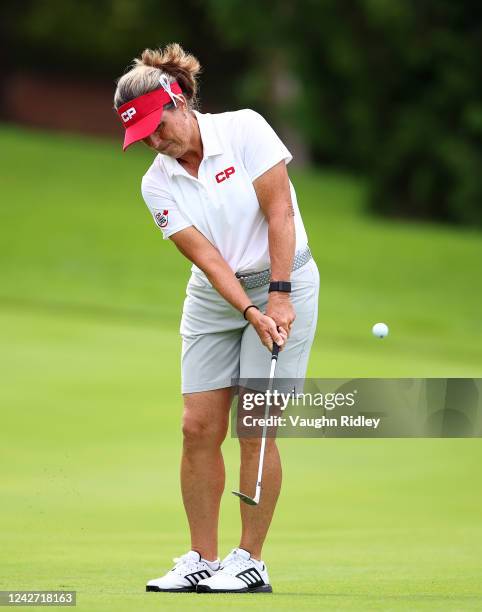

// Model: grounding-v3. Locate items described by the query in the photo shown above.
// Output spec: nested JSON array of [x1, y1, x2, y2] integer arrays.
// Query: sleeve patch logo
[[154, 210, 169, 228]]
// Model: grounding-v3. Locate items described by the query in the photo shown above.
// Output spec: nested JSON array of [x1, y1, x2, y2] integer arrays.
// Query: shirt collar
[[162, 110, 223, 178]]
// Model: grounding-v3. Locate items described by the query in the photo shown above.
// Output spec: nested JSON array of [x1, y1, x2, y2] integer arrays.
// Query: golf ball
[[372, 322, 389, 338]]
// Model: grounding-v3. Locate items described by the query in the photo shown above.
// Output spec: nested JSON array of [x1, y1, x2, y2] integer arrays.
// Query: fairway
[[1, 126, 482, 611]]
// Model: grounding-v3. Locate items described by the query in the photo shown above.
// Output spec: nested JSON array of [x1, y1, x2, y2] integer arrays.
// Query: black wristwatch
[[268, 281, 292, 293]]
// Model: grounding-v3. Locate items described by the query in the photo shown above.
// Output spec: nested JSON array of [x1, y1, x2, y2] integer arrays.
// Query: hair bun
[[114, 43, 201, 110], [136, 43, 201, 101]]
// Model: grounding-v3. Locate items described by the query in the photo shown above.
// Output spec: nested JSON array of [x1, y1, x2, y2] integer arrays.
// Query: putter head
[[232, 490, 258, 506]]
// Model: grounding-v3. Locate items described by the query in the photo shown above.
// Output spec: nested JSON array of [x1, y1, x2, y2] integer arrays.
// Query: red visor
[[116, 81, 183, 151]]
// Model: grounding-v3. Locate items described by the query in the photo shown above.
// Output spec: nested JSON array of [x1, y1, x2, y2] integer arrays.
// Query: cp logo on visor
[[121, 107, 136, 123]]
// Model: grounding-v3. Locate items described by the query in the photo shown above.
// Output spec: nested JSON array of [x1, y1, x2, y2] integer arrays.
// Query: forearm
[[171, 227, 255, 316], [200, 253, 253, 315], [204, 211, 296, 312], [268, 213, 296, 281]]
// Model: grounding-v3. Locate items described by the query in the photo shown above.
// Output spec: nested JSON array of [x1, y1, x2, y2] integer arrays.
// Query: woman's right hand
[[246, 309, 287, 352]]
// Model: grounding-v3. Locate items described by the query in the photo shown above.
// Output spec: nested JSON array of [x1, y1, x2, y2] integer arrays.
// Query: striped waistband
[[235, 245, 312, 290]]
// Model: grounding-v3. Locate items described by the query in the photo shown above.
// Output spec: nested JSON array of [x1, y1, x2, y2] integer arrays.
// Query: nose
[[144, 132, 163, 148]]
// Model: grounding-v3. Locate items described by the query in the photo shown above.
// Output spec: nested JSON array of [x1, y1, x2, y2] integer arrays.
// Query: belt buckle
[[236, 267, 268, 281], [235, 273, 249, 288]]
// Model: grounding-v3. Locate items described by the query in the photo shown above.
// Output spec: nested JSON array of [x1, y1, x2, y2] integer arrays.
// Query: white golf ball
[[372, 322, 389, 338]]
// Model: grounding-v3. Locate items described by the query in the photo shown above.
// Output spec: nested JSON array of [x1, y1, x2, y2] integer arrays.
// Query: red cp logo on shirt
[[215, 166, 236, 183]]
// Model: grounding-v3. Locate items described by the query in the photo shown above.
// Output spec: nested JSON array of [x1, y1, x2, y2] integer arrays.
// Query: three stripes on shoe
[[185, 567, 264, 588], [234, 567, 264, 588], [184, 570, 212, 586]]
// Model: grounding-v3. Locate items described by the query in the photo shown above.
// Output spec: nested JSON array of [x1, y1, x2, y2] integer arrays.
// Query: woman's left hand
[[265, 293, 296, 343]]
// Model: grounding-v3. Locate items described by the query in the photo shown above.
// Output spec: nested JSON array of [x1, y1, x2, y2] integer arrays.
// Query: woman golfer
[[114, 43, 319, 594]]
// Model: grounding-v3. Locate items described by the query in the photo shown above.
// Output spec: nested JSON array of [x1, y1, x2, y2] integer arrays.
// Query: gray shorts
[[180, 258, 320, 394]]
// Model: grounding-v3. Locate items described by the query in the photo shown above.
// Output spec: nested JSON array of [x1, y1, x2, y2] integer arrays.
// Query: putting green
[[1, 126, 482, 610]]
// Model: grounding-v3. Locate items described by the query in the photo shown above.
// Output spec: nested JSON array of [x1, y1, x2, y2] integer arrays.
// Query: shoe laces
[[220, 550, 253, 575], [171, 553, 202, 576]]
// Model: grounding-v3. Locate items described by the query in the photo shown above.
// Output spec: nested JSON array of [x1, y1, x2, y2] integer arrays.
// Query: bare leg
[[181, 387, 233, 560], [238, 437, 282, 559]]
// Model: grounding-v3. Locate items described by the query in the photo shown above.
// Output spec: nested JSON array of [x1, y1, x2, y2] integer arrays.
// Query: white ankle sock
[[203, 557, 220, 570]]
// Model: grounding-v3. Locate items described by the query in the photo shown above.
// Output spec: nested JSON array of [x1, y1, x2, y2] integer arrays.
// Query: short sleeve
[[238, 109, 293, 181], [141, 180, 192, 240]]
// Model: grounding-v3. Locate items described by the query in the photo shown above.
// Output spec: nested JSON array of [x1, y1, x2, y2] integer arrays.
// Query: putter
[[232, 341, 280, 506]]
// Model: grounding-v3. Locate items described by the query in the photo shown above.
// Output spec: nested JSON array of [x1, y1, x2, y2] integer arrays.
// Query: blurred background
[[1, 1, 482, 610], [2, 0, 482, 224]]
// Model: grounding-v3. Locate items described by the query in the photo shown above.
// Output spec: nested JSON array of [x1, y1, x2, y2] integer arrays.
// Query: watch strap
[[268, 281, 292, 293]]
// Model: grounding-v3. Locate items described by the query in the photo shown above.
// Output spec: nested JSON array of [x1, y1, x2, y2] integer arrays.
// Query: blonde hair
[[114, 43, 201, 110]]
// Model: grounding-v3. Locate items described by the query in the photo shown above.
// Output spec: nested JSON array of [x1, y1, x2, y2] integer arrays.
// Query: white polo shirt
[[141, 109, 308, 279]]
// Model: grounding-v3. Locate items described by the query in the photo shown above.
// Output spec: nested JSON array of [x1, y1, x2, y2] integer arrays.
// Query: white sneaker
[[196, 548, 272, 593], [146, 550, 220, 592]]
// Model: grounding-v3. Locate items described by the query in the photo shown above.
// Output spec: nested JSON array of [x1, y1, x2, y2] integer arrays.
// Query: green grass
[[1, 124, 482, 611]]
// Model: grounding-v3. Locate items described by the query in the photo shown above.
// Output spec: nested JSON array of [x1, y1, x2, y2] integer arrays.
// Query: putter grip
[[272, 342, 280, 358]]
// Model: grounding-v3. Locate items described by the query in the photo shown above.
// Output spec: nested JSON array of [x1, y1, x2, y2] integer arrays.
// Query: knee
[[182, 414, 227, 449]]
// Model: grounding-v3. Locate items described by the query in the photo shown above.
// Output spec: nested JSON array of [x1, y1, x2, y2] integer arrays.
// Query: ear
[[164, 95, 187, 112], [177, 95, 189, 111]]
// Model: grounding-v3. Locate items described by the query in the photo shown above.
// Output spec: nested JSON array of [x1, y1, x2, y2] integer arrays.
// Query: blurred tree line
[[4, 0, 481, 226]]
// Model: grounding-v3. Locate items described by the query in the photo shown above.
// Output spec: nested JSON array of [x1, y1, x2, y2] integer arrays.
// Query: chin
[[165, 145, 181, 158]]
